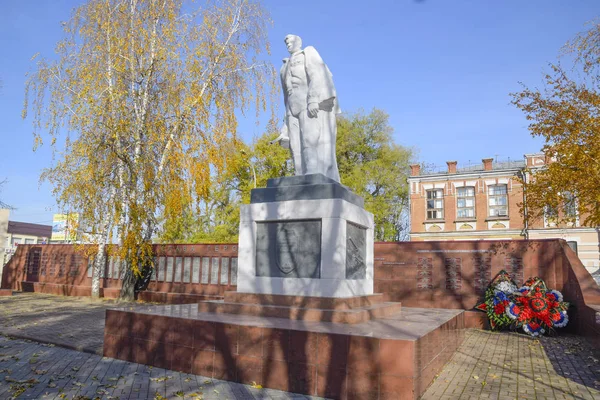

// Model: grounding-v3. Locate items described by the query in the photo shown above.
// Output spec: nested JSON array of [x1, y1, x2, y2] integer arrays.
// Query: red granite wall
[[3, 240, 599, 317], [373, 240, 566, 309], [1, 243, 239, 301]]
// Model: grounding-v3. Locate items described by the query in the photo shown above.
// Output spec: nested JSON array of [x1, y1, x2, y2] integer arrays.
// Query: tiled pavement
[[0, 293, 145, 354], [0, 335, 321, 399], [1, 293, 600, 399], [422, 330, 600, 400]]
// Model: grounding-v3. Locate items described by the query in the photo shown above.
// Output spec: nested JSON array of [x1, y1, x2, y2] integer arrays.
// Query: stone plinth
[[103, 304, 465, 399], [238, 174, 374, 298]]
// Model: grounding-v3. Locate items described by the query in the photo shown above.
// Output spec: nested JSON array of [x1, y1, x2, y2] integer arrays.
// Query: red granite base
[[18, 281, 223, 303], [198, 292, 401, 324], [137, 291, 223, 304], [21, 281, 94, 297], [103, 305, 465, 399], [223, 292, 386, 309], [0, 289, 12, 296]]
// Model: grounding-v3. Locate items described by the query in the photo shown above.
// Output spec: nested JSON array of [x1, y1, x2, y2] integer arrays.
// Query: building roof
[[455, 160, 526, 174], [410, 159, 527, 180], [7, 221, 52, 238]]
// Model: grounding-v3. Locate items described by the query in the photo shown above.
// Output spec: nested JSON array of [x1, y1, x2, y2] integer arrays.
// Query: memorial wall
[[1, 239, 599, 346]]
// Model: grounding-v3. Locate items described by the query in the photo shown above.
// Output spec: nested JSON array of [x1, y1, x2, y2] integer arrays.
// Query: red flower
[[494, 302, 506, 315], [528, 321, 540, 330]]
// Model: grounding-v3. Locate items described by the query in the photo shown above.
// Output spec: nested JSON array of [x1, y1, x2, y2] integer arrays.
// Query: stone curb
[[0, 332, 103, 355]]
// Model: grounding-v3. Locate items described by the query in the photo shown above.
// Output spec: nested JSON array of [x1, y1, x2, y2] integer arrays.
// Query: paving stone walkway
[[0, 335, 321, 399], [0, 293, 145, 354], [1, 293, 600, 399], [423, 330, 600, 400]]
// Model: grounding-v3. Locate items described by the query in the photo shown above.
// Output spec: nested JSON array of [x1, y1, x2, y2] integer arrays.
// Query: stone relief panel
[[165, 257, 174, 282], [255, 220, 321, 278], [231, 257, 238, 285], [220, 257, 229, 285], [183, 257, 191, 283], [157, 257, 166, 281], [201, 257, 209, 284], [174, 257, 183, 283], [210, 257, 220, 284], [346, 222, 366, 279], [191, 257, 201, 284]]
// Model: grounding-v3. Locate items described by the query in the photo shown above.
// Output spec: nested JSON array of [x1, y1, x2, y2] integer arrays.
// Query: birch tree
[[24, 0, 274, 299]]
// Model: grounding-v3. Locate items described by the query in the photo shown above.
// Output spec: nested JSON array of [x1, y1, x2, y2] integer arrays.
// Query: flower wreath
[[505, 277, 569, 337], [476, 271, 569, 337], [475, 270, 518, 330]]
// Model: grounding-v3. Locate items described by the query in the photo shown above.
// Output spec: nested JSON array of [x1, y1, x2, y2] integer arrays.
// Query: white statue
[[272, 34, 341, 182]]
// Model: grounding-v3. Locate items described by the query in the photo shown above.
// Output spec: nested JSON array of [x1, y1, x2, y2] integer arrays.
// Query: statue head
[[284, 34, 302, 54]]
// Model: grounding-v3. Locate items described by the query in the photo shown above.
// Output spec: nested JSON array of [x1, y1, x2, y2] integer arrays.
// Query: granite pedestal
[[101, 175, 468, 399], [103, 304, 465, 399], [237, 174, 374, 298]]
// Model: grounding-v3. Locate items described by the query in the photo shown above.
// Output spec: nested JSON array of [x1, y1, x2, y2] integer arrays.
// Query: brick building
[[408, 154, 600, 278]]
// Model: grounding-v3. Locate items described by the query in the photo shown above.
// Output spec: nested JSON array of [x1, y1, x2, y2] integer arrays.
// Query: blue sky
[[0, 0, 598, 224]]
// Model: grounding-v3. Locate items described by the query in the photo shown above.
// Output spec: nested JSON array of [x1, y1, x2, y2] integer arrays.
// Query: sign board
[[51, 213, 78, 241]]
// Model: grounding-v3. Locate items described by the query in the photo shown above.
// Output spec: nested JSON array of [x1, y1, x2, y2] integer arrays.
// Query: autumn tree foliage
[[157, 126, 292, 243], [512, 21, 600, 227], [23, 0, 274, 299]]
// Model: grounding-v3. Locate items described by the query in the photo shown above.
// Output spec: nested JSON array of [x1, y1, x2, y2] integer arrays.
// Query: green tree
[[337, 108, 413, 241], [157, 109, 412, 243], [24, 0, 274, 299], [512, 21, 600, 226]]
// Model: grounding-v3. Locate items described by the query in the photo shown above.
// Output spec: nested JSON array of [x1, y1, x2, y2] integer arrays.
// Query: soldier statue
[[272, 34, 341, 182]]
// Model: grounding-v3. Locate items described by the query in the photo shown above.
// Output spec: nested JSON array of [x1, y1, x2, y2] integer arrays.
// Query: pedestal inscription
[[256, 220, 321, 278], [346, 222, 366, 279]]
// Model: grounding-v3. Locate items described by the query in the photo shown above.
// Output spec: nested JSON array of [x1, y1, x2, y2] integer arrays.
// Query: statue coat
[[280, 46, 340, 181]]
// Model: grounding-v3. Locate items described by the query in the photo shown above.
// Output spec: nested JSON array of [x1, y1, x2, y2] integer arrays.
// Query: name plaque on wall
[[346, 222, 366, 279], [256, 220, 321, 278]]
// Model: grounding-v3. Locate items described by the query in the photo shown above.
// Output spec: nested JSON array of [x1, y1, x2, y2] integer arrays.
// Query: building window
[[426, 189, 444, 219], [544, 205, 558, 227], [12, 237, 22, 247], [25, 238, 36, 245], [457, 187, 475, 218], [488, 184, 508, 217], [563, 191, 577, 219]]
